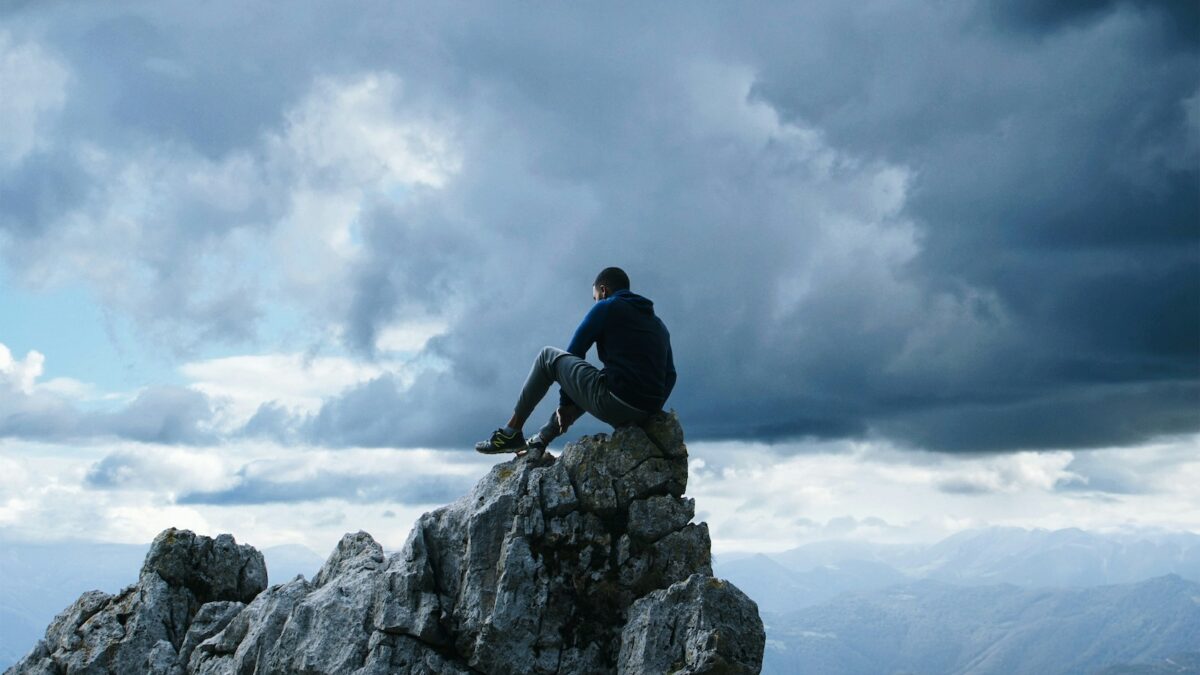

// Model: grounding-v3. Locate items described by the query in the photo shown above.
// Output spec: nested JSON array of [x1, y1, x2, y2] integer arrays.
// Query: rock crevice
[[9, 412, 764, 674]]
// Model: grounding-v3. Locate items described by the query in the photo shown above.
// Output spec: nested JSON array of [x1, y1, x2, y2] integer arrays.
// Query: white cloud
[[265, 73, 461, 316], [178, 351, 421, 429], [687, 435, 1200, 553], [1, 430, 1196, 559], [33, 376, 108, 401], [84, 445, 234, 494], [273, 73, 460, 190], [934, 451, 1080, 495], [4, 70, 461, 353], [0, 344, 122, 404], [375, 318, 449, 353], [0, 344, 43, 394], [0, 436, 490, 553], [0, 31, 68, 169]]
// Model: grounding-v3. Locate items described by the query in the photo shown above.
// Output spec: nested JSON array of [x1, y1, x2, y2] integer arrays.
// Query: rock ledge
[[9, 412, 764, 674]]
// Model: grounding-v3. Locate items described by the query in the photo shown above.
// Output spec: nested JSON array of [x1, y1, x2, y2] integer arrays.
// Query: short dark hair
[[593, 267, 630, 291]]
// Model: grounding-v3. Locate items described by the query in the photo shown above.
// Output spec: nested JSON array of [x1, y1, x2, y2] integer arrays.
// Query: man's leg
[[545, 354, 649, 434], [480, 346, 647, 454], [509, 346, 572, 430], [477, 346, 572, 454], [503, 348, 612, 447]]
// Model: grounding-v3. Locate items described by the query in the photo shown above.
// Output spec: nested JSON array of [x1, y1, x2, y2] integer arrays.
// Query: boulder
[[618, 574, 766, 674]]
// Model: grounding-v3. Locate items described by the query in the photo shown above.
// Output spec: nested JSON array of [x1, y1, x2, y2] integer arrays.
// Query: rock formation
[[9, 412, 764, 674]]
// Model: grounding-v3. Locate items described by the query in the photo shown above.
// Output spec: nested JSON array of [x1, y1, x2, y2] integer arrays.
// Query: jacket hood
[[612, 289, 655, 313]]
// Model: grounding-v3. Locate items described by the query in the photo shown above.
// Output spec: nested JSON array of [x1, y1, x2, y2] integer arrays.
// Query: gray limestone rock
[[147, 640, 185, 675], [313, 530, 385, 587], [618, 574, 766, 675], [187, 576, 312, 674], [7, 411, 764, 675], [629, 495, 695, 543], [560, 421, 688, 515], [8, 530, 263, 675], [142, 528, 267, 604], [179, 601, 244, 667]]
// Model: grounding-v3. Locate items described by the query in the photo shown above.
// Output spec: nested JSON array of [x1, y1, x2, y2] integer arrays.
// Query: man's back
[[566, 289, 676, 413]]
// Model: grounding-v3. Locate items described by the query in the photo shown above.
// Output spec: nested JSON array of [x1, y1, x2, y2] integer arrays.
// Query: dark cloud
[[0, 153, 90, 238], [1, 1, 1195, 453], [742, 2, 1200, 450], [983, 0, 1199, 48]]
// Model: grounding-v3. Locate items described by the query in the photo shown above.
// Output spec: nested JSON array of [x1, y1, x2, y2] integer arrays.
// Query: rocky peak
[[9, 412, 764, 674], [141, 529, 267, 604]]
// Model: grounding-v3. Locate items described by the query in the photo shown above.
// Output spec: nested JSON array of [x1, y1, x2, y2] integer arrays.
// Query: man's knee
[[537, 346, 565, 374]]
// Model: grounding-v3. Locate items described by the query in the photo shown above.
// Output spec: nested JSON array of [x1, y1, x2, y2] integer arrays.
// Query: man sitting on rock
[[476, 266, 676, 455]]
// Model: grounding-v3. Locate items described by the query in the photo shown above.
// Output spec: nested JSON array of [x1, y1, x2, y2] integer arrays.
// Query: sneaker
[[516, 433, 543, 459], [533, 412, 564, 447], [475, 428, 527, 454]]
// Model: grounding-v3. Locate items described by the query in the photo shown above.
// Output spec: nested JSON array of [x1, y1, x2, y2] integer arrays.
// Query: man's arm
[[566, 300, 608, 357], [664, 342, 676, 401], [559, 300, 609, 407]]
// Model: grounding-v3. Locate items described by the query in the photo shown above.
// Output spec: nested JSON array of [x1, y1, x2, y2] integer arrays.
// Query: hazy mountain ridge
[[1095, 652, 1200, 674], [709, 528, 1200, 675], [758, 574, 1200, 675], [714, 526, 1200, 613]]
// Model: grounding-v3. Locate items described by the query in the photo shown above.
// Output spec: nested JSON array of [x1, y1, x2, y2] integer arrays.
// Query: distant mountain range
[[711, 527, 1200, 675], [757, 575, 1200, 675], [715, 527, 1200, 613], [1096, 652, 1200, 674]]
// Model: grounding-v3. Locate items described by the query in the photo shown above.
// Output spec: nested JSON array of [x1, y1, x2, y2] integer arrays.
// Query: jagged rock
[[9, 528, 264, 675], [142, 529, 267, 604], [629, 495, 695, 543], [560, 424, 688, 514], [618, 574, 766, 674], [312, 530, 385, 587], [8, 411, 764, 675], [148, 640, 185, 675], [179, 601, 244, 667], [188, 576, 313, 674]]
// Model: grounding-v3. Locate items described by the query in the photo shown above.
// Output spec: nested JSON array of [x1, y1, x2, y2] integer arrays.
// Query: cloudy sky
[[1, 1, 1197, 556]]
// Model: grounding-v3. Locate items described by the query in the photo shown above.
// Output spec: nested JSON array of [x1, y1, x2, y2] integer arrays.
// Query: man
[[476, 267, 676, 455]]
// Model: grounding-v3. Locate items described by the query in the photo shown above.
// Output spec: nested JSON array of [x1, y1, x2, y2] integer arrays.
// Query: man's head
[[593, 267, 630, 301]]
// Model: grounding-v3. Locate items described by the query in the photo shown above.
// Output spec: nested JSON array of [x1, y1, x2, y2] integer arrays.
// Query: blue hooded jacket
[[559, 289, 676, 413]]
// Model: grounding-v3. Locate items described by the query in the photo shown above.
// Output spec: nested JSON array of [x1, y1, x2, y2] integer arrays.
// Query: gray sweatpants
[[514, 346, 648, 432]]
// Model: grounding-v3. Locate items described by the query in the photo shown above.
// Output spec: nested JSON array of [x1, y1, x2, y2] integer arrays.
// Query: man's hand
[[555, 404, 583, 433]]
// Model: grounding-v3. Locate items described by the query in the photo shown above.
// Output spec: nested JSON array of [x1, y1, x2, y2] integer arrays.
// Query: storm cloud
[[1, 2, 1195, 452]]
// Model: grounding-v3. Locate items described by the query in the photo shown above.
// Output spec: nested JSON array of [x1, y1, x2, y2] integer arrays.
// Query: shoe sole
[[519, 445, 547, 461], [475, 441, 526, 454]]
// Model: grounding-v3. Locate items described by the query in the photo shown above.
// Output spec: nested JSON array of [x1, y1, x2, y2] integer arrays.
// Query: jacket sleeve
[[664, 341, 677, 402], [566, 300, 607, 357], [559, 301, 609, 407]]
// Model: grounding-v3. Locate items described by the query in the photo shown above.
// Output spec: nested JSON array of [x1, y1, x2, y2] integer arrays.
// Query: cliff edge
[[9, 412, 765, 674]]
